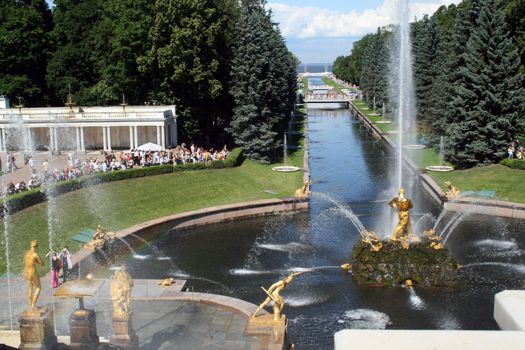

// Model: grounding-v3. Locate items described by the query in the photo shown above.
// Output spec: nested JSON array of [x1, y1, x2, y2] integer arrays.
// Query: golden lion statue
[[423, 229, 444, 250], [86, 225, 115, 249]]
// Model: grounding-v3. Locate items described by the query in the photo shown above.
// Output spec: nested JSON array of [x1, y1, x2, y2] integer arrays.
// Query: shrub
[[500, 158, 525, 170], [1, 148, 245, 216]]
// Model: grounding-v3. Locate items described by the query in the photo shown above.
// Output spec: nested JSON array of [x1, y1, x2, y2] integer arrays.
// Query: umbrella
[[137, 142, 163, 151]]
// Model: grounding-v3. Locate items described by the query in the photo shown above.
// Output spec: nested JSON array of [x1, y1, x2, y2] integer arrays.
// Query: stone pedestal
[[110, 312, 138, 350], [69, 309, 99, 349], [246, 314, 288, 350], [19, 307, 58, 350]]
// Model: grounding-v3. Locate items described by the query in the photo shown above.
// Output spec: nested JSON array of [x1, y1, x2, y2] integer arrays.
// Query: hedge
[[500, 158, 525, 170], [1, 148, 244, 216]]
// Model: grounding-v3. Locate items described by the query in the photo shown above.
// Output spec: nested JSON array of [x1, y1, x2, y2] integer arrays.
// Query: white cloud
[[268, 0, 462, 38]]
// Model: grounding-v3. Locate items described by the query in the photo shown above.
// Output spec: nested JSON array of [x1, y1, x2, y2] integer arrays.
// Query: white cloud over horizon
[[269, 0, 462, 39]]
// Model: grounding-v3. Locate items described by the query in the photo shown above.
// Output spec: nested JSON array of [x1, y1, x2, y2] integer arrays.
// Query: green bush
[[500, 158, 525, 170], [1, 148, 244, 216]]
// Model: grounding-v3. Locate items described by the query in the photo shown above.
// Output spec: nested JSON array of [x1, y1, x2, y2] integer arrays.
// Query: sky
[[269, 0, 463, 63], [45, 0, 463, 63]]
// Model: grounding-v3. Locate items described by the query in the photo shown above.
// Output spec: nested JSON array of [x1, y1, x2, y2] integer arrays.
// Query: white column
[[76, 127, 81, 151], [129, 126, 134, 150], [161, 125, 165, 149], [49, 127, 54, 153], [134, 126, 138, 148], [102, 127, 107, 151], [80, 126, 85, 151], [156, 125, 161, 146], [107, 126, 112, 151], [53, 127, 58, 153], [1, 128, 5, 151]]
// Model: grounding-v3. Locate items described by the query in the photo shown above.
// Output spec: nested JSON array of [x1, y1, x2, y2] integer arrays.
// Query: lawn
[[349, 97, 525, 204], [429, 164, 525, 202], [1, 126, 305, 275]]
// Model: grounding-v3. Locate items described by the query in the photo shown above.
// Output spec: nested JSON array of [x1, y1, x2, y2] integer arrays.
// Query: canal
[[126, 108, 525, 349]]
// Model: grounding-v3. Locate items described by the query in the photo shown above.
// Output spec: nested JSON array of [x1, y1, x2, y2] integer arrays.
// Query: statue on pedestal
[[444, 181, 461, 200], [110, 265, 134, 316], [389, 188, 413, 241], [86, 225, 115, 249], [23, 240, 44, 308], [252, 272, 302, 322]]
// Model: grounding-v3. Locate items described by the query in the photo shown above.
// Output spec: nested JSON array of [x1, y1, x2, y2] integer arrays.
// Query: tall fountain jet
[[391, 0, 416, 189]]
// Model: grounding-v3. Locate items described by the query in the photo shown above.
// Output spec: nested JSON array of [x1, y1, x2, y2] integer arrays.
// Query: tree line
[[0, 0, 297, 163], [333, 0, 525, 168]]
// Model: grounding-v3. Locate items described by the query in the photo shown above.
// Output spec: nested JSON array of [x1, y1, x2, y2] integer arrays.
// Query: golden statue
[[361, 230, 383, 252], [110, 265, 134, 316], [294, 180, 311, 199], [444, 181, 460, 200], [158, 278, 176, 287], [23, 240, 45, 308], [86, 225, 115, 249], [389, 188, 413, 241], [423, 229, 444, 250], [340, 263, 352, 272], [252, 272, 302, 322]]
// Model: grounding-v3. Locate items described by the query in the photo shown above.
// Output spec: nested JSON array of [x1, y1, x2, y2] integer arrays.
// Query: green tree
[[444, 0, 525, 167], [413, 15, 442, 132], [497, 0, 525, 73], [360, 28, 389, 109], [228, 0, 297, 163], [139, 0, 238, 144], [0, 0, 53, 106], [46, 0, 108, 105]]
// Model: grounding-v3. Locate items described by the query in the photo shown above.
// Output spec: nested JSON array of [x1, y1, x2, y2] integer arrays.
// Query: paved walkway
[[0, 277, 269, 350], [0, 150, 106, 188]]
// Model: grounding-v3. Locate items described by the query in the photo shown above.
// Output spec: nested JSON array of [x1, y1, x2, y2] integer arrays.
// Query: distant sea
[[297, 63, 333, 73]]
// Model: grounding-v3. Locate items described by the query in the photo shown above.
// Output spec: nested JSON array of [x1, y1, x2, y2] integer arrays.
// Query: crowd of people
[[4, 144, 230, 196], [507, 139, 524, 159]]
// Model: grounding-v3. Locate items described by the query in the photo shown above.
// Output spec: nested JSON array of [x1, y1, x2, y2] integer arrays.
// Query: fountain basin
[[351, 241, 461, 287], [403, 144, 426, 150], [272, 166, 301, 172], [425, 165, 454, 172]]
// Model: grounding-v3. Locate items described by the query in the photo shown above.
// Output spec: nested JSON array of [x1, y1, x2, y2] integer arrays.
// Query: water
[[391, 0, 416, 189], [121, 110, 525, 349]]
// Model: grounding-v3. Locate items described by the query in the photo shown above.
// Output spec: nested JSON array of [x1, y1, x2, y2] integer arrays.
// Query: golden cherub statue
[[361, 230, 383, 252], [389, 188, 413, 242], [23, 240, 45, 308], [444, 181, 460, 200], [110, 265, 134, 316], [252, 272, 302, 322]]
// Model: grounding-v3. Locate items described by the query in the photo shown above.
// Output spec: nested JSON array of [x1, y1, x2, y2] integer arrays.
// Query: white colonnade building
[[0, 97, 177, 153]]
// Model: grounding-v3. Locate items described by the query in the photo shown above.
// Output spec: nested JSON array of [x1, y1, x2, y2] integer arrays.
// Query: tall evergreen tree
[[0, 0, 53, 106], [413, 15, 442, 132], [139, 0, 238, 144], [361, 28, 389, 109], [444, 0, 525, 167], [228, 0, 297, 163]]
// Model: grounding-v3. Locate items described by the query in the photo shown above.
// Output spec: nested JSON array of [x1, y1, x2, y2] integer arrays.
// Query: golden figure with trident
[[252, 272, 302, 322]]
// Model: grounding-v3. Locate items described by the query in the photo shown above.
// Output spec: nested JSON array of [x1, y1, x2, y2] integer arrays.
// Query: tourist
[[43, 159, 49, 176], [46, 251, 61, 288], [59, 246, 73, 283], [507, 145, 514, 159]]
